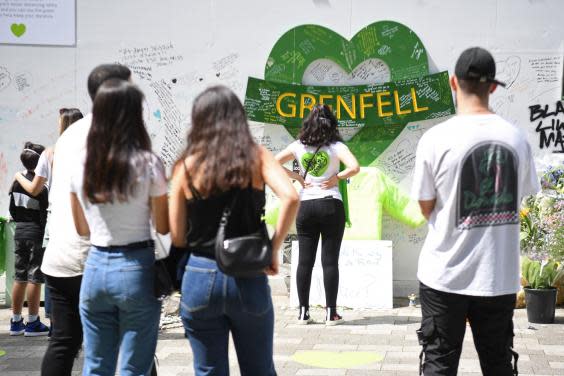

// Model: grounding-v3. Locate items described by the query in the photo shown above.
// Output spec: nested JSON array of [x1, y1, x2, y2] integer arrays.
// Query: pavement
[[1, 292, 564, 375]]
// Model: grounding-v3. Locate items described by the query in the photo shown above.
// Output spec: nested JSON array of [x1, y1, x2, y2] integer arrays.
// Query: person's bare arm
[[320, 146, 360, 189], [275, 147, 305, 187], [70, 193, 90, 236], [14, 173, 46, 197], [418, 199, 436, 220], [152, 194, 169, 235], [262, 146, 300, 275], [169, 163, 188, 248]]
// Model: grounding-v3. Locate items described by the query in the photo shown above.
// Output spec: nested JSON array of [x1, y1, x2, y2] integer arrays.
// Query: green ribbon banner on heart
[[243, 20, 456, 166], [245, 71, 453, 131]]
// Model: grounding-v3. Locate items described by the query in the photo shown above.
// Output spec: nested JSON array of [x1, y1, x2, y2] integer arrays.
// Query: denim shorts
[[14, 239, 44, 283]]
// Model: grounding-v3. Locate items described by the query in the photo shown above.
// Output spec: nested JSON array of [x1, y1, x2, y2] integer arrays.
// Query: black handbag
[[154, 258, 174, 300], [214, 190, 272, 277], [153, 233, 178, 300]]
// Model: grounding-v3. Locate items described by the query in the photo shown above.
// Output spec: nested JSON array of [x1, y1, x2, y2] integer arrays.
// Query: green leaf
[[551, 264, 564, 287]]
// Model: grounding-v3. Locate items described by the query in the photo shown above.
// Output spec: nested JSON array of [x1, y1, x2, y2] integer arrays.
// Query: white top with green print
[[288, 140, 349, 201]]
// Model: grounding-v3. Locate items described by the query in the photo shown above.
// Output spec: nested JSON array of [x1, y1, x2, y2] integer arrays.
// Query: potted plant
[[521, 258, 563, 323], [520, 165, 564, 323]]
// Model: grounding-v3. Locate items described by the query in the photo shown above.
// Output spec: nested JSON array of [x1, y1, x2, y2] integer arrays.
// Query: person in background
[[169, 85, 299, 375], [8, 142, 49, 336], [411, 47, 540, 375], [70, 79, 168, 375], [40, 64, 131, 376], [276, 104, 359, 325], [16, 108, 84, 194], [15, 107, 84, 333]]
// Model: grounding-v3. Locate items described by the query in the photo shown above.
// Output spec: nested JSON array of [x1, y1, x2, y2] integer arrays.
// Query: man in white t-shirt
[[411, 47, 540, 376], [40, 64, 132, 376]]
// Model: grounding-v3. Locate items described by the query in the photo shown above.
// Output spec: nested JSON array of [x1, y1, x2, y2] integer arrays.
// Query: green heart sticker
[[244, 21, 455, 166], [292, 351, 383, 368], [11, 23, 26, 37], [302, 150, 330, 177]]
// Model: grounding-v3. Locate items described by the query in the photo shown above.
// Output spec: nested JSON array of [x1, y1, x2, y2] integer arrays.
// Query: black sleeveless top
[[184, 165, 265, 258]]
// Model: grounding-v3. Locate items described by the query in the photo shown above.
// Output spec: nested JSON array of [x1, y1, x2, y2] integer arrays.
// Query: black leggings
[[296, 197, 345, 308], [41, 274, 83, 376]]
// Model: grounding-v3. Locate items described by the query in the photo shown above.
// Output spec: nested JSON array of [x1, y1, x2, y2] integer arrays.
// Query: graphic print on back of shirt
[[457, 142, 519, 230], [301, 151, 330, 177]]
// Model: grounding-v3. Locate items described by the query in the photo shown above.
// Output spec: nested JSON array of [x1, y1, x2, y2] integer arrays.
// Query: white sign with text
[[290, 240, 393, 309], [0, 0, 75, 46]]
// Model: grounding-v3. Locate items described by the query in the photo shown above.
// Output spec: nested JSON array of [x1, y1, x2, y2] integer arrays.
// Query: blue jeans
[[79, 246, 161, 376], [181, 255, 276, 376]]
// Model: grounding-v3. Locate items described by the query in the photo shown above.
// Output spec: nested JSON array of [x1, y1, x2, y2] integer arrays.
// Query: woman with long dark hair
[[276, 104, 359, 325], [169, 85, 299, 375], [69, 79, 168, 375]]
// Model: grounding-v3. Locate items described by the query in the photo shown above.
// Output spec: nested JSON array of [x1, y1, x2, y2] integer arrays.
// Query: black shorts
[[14, 239, 45, 284]]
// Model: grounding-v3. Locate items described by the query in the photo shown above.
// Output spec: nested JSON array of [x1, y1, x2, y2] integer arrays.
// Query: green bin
[[0, 218, 16, 306]]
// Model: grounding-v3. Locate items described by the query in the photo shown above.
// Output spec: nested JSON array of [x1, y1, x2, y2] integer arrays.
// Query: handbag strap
[[302, 144, 323, 180], [218, 181, 261, 232], [183, 160, 203, 200], [219, 189, 239, 225]]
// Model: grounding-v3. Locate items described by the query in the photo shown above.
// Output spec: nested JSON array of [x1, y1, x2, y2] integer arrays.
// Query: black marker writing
[[536, 118, 564, 153], [529, 101, 564, 121], [529, 101, 564, 153]]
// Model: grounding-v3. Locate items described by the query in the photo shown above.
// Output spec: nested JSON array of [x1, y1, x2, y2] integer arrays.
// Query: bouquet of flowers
[[520, 165, 564, 290]]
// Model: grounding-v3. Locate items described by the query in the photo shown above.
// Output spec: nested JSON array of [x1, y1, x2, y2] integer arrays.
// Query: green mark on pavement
[[0, 349, 6, 357], [291, 351, 384, 368]]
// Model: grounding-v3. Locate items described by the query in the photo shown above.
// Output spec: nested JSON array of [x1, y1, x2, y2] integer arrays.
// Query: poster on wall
[[490, 52, 564, 168], [0, 0, 76, 46]]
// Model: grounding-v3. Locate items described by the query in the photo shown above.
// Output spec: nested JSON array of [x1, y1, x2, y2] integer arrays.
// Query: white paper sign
[[290, 240, 393, 309], [0, 0, 75, 46]]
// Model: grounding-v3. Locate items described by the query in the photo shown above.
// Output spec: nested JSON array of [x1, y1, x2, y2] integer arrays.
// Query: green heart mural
[[265, 21, 428, 84], [302, 151, 330, 177], [244, 21, 455, 166], [10, 23, 26, 37]]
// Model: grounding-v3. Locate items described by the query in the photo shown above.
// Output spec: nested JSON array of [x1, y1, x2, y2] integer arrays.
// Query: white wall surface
[[1, 0, 563, 296]]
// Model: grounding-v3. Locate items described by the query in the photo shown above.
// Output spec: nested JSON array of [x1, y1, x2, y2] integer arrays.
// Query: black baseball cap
[[454, 47, 506, 87]]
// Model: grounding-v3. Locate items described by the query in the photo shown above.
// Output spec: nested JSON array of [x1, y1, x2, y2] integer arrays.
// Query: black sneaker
[[297, 306, 312, 325], [325, 308, 344, 326]]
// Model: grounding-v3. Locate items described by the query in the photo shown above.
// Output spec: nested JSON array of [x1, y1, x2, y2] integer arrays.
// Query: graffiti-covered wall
[[1, 0, 563, 295]]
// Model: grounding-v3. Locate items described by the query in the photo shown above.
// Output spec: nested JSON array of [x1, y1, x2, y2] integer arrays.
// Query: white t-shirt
[[70, 152, 167, 247], [41, 114, 92, 277], [288, 140, 349, 201], [411, 114, 540, 296], [35, 149, 53, 189]]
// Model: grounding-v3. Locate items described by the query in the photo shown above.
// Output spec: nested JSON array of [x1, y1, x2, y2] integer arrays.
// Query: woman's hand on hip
[[320, 174, 339, 189]]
